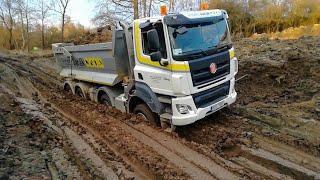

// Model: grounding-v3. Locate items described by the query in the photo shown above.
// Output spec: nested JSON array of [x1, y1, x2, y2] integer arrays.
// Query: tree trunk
[[20, 11, 26, 50], [9, 28, 14, 50], [133, 0, 139, 19], [147, 0, 152, 17], [142, 0, 146, 17], [25, 12, 30, 52], [169, 0, 174, 11], [41, 20, 45, 49], [61, 12, 65, 42]]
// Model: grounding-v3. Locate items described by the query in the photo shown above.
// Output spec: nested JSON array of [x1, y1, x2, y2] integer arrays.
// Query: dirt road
[[0, 36, 319, 179]]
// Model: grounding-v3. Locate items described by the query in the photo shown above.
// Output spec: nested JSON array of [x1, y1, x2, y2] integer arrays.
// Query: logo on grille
[[209, 63, 217, 74]]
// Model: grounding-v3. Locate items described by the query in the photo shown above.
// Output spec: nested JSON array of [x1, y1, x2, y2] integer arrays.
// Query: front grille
[[189, 50, 230, 86], [192, 81, 230, 108]]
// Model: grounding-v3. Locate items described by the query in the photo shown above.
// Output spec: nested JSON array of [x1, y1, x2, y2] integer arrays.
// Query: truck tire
[[133, 104, 160, 127], [75, 87, 84, 98], [64, 84, 72, 93], [100, 94, 111, 106]]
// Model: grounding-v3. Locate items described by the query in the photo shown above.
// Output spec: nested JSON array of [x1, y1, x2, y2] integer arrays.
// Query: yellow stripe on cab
[[134, 21, 190, 72]]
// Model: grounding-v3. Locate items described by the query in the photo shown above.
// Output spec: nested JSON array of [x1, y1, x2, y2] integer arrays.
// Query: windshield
[[168, 19, 231, 60]]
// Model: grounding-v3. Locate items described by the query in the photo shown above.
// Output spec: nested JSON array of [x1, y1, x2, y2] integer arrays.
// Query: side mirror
[[150, 51, 162, 62], [147, 29, 160, 51]]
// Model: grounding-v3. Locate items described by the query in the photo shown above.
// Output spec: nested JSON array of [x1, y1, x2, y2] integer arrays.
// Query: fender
[[63, 81, 75, 94], [129, 82, 164, 114], [96, 86, 122, 106], [95, 86, 117, 106], [74, 82, 92, 99]]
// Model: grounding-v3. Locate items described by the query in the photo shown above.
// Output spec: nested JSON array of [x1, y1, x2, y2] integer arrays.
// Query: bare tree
[[0, 0, 16, 50], [142, 0, 146, 17], [92, 0, 169, 27], [169, 0, 174, 11], [133, 0, 138, 19], [36, 0, 50, 49], [16, 0, 32, 51], [51, 0, 70, 42], [92, 0, 134, 26]]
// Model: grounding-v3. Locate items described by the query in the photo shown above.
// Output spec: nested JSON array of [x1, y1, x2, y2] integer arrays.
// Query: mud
[[0, 87, 85, 179], [1, 36, 320, 179]]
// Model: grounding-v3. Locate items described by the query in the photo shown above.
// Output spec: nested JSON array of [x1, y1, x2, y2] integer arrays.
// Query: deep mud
[[176, 36, 320, 179], [0, 36, 320, 179], [0, 86, 86, 179]]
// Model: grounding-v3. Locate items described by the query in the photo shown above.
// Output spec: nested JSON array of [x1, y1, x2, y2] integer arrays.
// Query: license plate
[[211, 100, 224, 111]]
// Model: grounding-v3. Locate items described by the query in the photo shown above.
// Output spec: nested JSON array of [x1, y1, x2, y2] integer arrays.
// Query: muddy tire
[[100, 94, 112, 106], [133, 104, 160, 127], [64, 84, 72, 92], [75, 87, 84, 98]]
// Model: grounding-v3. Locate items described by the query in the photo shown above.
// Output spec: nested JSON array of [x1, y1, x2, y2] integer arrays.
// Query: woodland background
[[0, 0, 319, 51]]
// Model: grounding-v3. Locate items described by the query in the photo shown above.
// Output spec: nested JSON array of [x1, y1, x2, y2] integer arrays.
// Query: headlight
[[176, 104, 191, 114], [229, 48, 235, 59]]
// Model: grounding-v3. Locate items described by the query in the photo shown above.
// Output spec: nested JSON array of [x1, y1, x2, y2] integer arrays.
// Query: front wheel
[[133, 104, 160, 127]]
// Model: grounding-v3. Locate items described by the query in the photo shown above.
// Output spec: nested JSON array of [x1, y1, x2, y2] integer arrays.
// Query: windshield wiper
[[205, 43, 231, 54], [216, 43, 230, 51], [182, 49, 207, 56], [175, 49, 207, 60]]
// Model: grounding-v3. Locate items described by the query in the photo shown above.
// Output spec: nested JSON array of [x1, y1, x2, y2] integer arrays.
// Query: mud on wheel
[[100, 93, 112, 106], [75, 87, 85, 98], [133, 103, 160, 127], [64, 83, 72, 92]]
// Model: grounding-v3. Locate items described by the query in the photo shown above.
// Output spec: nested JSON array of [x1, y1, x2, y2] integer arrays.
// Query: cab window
[[141, 22, 167, 59]]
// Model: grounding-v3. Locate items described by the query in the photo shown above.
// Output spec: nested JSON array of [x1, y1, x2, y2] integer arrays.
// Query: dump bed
[[52, 30, 129, 86]]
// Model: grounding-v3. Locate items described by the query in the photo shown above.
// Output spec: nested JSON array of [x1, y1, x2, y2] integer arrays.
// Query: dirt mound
[[235, 36, 320, 107]]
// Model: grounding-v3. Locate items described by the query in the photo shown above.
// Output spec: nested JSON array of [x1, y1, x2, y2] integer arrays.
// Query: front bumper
[[171, 78, 237, 126]]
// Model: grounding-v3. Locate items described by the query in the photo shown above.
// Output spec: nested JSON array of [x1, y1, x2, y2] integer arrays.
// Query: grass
[[251, 24, 320, 39]]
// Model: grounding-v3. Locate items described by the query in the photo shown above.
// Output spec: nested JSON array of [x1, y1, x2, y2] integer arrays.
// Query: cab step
[[160, 113, 175, 132]]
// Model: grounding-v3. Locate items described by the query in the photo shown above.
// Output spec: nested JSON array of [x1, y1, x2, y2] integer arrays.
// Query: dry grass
[[251, 24, 320, 40]]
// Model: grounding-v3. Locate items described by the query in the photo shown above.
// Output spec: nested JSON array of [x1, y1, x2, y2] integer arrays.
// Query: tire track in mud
[[1, 56, 238, 179], [0, 66, 130, 179], [0, 56, 293, 179], [63, 127, 119, 180], [39, 83, 223, 179], [123, 123, 238, 179], [2, 54, 320, 180], [45, 94, 236, 179], [1, 59, 191, 179], [175, 113, 320, 179]]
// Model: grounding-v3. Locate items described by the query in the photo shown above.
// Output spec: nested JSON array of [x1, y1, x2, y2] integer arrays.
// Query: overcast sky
[[67, 0, 96, 28]]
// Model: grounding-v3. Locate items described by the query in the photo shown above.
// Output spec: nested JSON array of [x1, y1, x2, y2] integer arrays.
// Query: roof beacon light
[[160, 3, 167, 16], [200, 2, 209, 10]]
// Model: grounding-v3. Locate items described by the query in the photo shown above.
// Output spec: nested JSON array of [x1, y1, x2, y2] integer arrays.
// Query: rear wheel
[[133, 104, 160, 127], [100, 94, 112, 106], [64, 84, 72, 92], [75, 87, 84, 98]]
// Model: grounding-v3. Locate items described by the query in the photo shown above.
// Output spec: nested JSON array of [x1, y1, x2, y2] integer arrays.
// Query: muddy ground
[[0, 36, 319, 180]]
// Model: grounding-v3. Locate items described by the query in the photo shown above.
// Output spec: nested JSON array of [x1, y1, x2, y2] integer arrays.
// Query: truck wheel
[[100, 94, 111, 106], [64, 84, 72, 92], [75, 87, 84, 98], [133, 104, 160, 127]]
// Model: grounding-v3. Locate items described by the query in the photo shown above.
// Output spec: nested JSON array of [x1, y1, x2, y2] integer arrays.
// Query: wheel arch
[[63, 81, 75, 94], [128, 82, 164, 114], [96, 86, 120, 106], [128, 96, 144, 113]]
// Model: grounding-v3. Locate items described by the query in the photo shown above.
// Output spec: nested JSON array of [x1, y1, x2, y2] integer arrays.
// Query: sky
[[66, 0, 96, 28]]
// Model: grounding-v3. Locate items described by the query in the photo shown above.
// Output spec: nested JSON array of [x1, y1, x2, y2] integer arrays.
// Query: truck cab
[[132, 9, 238, 125]]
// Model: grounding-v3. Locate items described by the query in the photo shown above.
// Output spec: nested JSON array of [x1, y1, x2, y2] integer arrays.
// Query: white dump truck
[[52, 8, 238, 128]]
